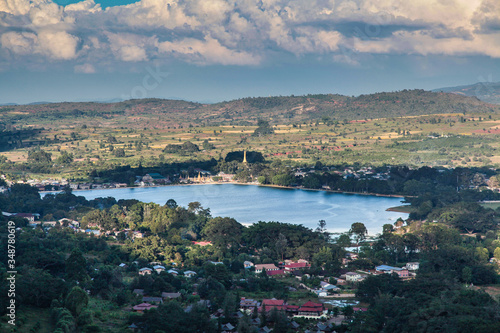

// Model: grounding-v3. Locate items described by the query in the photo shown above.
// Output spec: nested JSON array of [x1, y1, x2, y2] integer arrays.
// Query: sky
[[0, 0, 499, 104]]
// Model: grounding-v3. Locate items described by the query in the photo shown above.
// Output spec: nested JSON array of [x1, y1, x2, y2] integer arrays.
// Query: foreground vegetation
[[2, 162, 500, 331]]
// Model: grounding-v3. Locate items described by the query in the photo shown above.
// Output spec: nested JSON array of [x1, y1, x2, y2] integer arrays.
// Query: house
[[138, 267, 153, 276], [185, 300, 211, 313], [217, 172, 235, 182], [153, 265, 165, 274], [266, 269, 286, 277], [345, 272, 363, 282], [285, 305, 300, 315], [406, 262, 420, 270], [119, 263, 128, 268], [320, 282, 339, 292], [167, 269, 179, 276], [297, 301, 325, 317], [376, 265, 402, 273], [142, 296, 163, 304], [11, 213, 36, 222], [132, 231, 144, 239], [59, 218, 79, 227], [240, 297, 259, 311], [243, 261, 254, 269], [284, 262, 310, 271], [132, 303, 157, 312], [259, 327, 272, 333], [316, 322, 336, 332], [133, 289, 144, 296], [183, 270, 197, 278], [221, 323, 235, 332], [396, 268, 410, 278], [250, 318, 261, 326], [207, 260, 224, 265], [255, 264, 279, 274], [259, 299, 287, 312], [128, 323, 140, 331], [142, 173, 169, 184], [192, 241, 212, 246], [162, 292, 181, 300]]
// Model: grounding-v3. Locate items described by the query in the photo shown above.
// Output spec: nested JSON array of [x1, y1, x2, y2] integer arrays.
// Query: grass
[[0, 306, 52, 333], [87, 298, 130, 332]]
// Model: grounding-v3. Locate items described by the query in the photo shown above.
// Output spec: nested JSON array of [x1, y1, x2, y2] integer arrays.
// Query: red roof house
[[297, 301, 325, 317], [284, 262, 311, 271], [259, 299, 287, 312], [133, 303, 158, 312]]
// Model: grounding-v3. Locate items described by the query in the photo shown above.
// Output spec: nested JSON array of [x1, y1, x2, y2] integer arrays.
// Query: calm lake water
[[61, 184, 408, 235]]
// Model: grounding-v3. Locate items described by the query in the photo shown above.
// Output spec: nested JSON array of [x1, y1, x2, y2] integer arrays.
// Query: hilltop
[[1, 90, 497, 129], [433, 82, 500, 105]]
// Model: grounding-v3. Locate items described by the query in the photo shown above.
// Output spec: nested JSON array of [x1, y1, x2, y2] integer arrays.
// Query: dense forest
[[2, 163, 500, 331]]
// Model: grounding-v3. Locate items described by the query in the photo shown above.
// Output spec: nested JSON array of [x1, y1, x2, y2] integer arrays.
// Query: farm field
[[1, 92, 500, 180]]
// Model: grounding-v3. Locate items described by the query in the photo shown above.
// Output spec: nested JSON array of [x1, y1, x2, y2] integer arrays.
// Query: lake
[[60, 184, 408, 235]]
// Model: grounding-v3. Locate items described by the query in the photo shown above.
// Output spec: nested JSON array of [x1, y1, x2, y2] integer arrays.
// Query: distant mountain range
[[433, 82, 500, 104], [1, 89, 499, 127]]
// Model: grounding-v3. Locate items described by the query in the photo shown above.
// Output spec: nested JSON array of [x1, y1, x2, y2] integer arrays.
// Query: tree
[[57, 150, 74, 165], [18, 267, 66, 307], [462, 266, 472, 285], [82, 209, 118, 231], [113, 148, 125, 157], [494, 247, 500, 260], [382, 224, 394, 234], [66, 248, 89, 282], [350, 222, 368, 253], [252, 119, 274, 137], [316, 220, 327, 233], [202, 217, 243, 255], [166, 199, 178, 209], [342, 305, 354, 318], [337, 233, 352, 248], [27, 148, 52, 164], [275, 233, 288, 261], [65, 286, 89, 316], [202, 139, 215, 150], [237, 315, 257, 333], [197, 277, 227, 309]]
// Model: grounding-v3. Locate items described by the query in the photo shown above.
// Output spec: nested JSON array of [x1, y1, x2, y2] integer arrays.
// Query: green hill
[[1, 90, 498, 129]]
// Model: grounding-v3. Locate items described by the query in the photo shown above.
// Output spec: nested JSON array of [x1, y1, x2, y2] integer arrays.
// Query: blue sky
[[1, 0, 499, 104]]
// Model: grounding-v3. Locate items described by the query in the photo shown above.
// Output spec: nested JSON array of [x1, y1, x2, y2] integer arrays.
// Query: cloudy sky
[[0, 0, 499, 104]]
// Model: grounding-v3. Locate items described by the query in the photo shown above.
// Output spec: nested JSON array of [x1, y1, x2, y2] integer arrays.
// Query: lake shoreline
[[42, 182, 409, 236], [42, 181, 407, 200]]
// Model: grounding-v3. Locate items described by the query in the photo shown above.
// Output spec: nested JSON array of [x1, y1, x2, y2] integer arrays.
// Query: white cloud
[[36, 30, 79, 60], [0, 0, 32, 15], [119, 45, 147, 62], [106, 32, 155, 62], [64, 0, 101, 13], [0, 31, 37, 55], [1, 0, 500, 70], [158, 36, 260, 65], [29, 0, 65, 26]]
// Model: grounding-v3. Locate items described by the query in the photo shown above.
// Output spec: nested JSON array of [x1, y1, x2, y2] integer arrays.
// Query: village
[[1, 164, 395, 192], [123, 253, 419, 332]]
